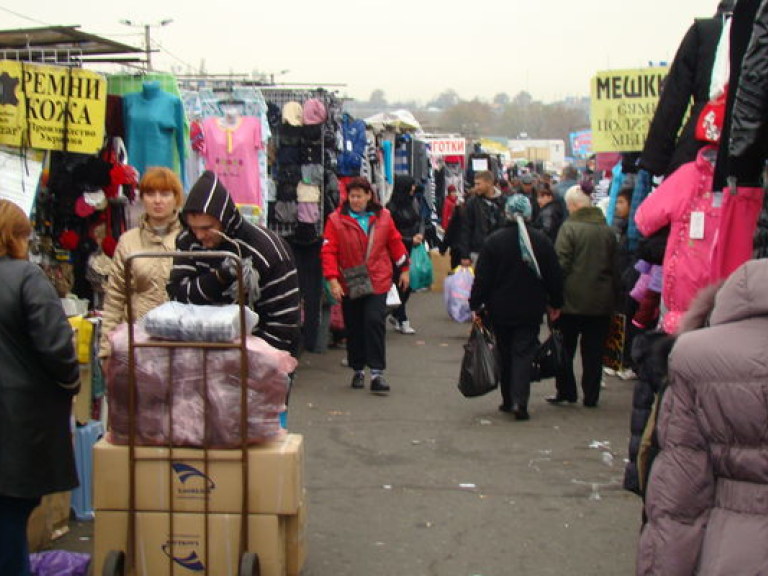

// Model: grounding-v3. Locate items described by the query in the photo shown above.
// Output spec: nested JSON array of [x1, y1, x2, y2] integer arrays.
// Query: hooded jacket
[[555, 206, 617, 316], [168, 171, 300, 354], [99, 213, 182, 358], [634, 147, 720, 334], [637, 259, 768, 575], [0, 258, 80, 499]]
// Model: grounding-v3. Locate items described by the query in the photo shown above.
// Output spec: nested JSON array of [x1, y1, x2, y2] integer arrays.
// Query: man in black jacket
[[168, 170, 301, 355], [458, 170, 504, 266]]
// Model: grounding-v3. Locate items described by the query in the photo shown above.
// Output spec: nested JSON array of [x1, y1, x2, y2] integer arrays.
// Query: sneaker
[[602, 366, 618, 376], [397, 320, 416, 334], [370, 376, 390, 394], [617, 368, 638, 381], [350, 372, 365, 389]]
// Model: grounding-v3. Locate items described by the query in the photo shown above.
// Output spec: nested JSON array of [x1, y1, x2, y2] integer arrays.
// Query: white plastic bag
[[143, 302, 259, 342], [386, 283, 401, 310]]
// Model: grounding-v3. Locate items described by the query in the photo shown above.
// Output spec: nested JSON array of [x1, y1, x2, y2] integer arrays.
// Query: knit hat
[[282, 101, 304, 126], [521, 173, 534, 185], [302, 98, 327, 125], [505, 193, 532, 222]]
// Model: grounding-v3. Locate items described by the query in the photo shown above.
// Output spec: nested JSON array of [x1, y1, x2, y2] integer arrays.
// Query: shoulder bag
[[342, 223, 376, 299]]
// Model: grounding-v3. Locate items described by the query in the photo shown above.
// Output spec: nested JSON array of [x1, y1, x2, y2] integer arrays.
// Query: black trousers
[[0, 495, 40, 576], [342, 292, 387, 371], [494, 323, 540, 409], [555, 314, 611, 406]]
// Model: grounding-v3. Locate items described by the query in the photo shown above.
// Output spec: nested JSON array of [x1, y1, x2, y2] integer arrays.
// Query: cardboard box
[[27, 491, 71, 552], [94, 511, 284, 576], [284, 500, 307, 576], [94, 434, 303, 515]]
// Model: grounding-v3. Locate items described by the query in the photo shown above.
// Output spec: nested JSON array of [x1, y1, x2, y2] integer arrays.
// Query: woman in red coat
[[322, 177, 409, 393]]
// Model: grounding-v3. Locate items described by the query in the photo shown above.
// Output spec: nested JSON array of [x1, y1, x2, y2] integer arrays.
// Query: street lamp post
[[119, 18, 173, 71]]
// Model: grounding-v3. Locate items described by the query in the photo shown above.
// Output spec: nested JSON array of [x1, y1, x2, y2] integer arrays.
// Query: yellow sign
[[0, 60, 106, 154], [590, 67, 669, 153]]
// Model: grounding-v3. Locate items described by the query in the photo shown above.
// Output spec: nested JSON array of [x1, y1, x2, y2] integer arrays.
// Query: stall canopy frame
[[0, 26, 143, 65]]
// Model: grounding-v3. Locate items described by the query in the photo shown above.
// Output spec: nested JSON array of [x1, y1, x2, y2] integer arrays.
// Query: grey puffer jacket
[[637, 259, 768, 575]]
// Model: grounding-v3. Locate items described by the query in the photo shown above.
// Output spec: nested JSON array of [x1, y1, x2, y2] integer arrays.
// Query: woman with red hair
[[98, 167, 183, 360]]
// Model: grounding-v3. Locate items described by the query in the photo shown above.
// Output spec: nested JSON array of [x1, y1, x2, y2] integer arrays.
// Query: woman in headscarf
[[469, 194, 563, 420], [386, 175, 424, 334]]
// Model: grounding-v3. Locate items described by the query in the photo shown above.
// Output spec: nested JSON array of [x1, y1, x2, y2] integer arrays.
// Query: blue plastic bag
[[30, 551, 90, 576], [409, 244, 433, 292], [443, 266, 474, 323]]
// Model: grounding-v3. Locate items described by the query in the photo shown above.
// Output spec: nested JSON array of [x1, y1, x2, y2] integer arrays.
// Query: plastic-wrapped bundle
[[142, 302, 259, 342], [106, 323, 296, 448]]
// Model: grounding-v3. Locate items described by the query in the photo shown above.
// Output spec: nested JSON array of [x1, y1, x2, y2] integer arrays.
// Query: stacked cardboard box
[[93, 434, 306, 576]]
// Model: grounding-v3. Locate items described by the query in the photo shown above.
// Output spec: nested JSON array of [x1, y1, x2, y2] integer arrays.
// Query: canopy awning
[[364, 109, 422, 132], [0, 26, 144, 64]]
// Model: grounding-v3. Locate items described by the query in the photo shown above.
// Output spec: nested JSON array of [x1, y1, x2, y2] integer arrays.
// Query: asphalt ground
[[54, 286, 643, 575]]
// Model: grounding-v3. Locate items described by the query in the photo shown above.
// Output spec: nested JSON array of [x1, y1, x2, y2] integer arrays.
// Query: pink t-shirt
[[202, 116, 263, 205]]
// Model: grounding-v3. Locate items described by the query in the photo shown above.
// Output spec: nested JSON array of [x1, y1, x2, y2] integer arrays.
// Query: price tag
[[690, 211, 705, 240]]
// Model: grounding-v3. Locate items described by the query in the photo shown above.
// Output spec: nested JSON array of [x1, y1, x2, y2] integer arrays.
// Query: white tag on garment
[[346, 141, 353, 152], [690, 212, 705, 240], [713, 191, 724, 208]]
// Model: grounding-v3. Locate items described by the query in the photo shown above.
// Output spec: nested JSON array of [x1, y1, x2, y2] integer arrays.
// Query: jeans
[[0, 495, 40, 576]]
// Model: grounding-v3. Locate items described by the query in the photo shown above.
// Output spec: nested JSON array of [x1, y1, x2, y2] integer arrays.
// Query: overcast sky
[[1, 0, 722, 104]]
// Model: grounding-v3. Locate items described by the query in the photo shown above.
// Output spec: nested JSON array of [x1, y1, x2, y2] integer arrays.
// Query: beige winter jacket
[[98, 214, 181, 358]]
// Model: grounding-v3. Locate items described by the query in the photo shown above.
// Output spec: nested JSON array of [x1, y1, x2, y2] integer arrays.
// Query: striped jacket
[[168, 171, 300, 354]]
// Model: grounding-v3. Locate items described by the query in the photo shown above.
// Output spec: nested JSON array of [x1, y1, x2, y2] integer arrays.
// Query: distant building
[[507, 139, 566, 173]]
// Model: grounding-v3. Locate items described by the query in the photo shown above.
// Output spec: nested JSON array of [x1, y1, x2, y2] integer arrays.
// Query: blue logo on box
[[161, 544, 205, 572], [171, 463, 216, 496]]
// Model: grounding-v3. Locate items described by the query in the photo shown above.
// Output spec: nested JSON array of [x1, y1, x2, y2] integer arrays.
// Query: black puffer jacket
[[639, 16, 724, 177], [623, 331, 676, 497], [727, 0, 768, 186]]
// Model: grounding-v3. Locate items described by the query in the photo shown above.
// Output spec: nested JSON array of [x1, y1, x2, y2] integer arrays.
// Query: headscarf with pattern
[[505, 194, 541, 279]]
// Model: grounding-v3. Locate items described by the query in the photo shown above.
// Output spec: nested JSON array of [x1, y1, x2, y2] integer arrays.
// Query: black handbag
[[531, 326, 566, 382], [457, 321, 500, 398], [341, 224, 375, 300]]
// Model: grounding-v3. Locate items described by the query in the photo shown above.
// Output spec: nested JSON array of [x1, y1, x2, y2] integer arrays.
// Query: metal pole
[[144, 24, 152, 70]]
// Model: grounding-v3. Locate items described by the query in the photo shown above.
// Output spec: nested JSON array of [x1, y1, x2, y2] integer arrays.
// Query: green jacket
[[555, 206, 617, 316]]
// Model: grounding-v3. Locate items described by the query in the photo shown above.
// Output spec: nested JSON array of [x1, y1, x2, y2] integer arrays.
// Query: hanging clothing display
[[201, 115, 264, 205], [639, 12, 726, 177], [634, 147, 721, 335], [180, 86, 273, 221], [122, 81, 187, 187]]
